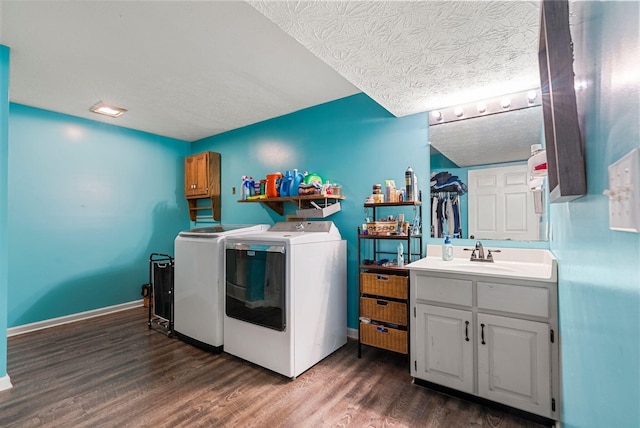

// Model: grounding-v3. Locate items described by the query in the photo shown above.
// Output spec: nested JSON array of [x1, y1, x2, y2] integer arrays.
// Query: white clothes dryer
[[224, 221, 347, 378], [173, 224, 269, 352]]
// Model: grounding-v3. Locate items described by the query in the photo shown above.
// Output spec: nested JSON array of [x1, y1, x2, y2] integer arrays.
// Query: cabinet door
[[477, 313, 551, 417], [184, 154, 197, 197], [414, 304, 473, 394], [191, 152, 210, 197], [185, 152, 211, 198]]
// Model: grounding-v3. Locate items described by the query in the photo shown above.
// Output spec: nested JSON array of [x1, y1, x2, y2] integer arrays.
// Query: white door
[[415, 304, 473, 394], [477, 313, 551, 417], [468, 165, 539, 240]]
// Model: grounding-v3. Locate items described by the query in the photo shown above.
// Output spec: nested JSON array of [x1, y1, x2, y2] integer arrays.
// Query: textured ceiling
[[0, 1, 359, 142], [1, 0, 542, 165], [429, 106, 543, 168], [251, 0, 541, 116]]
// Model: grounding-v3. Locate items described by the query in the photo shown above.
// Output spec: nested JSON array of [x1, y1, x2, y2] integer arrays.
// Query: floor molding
[[0, 374, 12, 392], [7, 300, 143, 337], [347, 327, 358, 340]]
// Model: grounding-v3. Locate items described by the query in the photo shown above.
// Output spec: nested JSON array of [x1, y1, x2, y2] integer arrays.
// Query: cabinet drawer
[[477, 282, 549, 318], [414, 276, 472, 307], [361, 272, 407, 299], [360, 322, 408, 354], [360, 297, 407, 326]]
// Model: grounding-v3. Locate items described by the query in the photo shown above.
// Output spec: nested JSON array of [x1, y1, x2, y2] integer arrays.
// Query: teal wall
[[192, 93, 430, 329], [430, 151, 458, 170], [0, 45, 10, 379], [552, 2, 640, 427], [7, 104, 191, 327]]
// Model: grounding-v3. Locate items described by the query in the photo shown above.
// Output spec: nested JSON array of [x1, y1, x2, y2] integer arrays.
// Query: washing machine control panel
[[269, 221, 335, 233]]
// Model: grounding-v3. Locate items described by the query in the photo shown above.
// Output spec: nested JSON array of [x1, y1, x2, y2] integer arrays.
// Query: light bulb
[[501, 97, 511, 109], [454, 107, 464, 117], [477, 103, 487, 114]]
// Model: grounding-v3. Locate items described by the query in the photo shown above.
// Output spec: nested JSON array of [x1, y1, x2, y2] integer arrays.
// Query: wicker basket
[[366, 221, 398, 235], [361, 272, 408, 299], [360, 322, 408, 354], [360, 297, 407, 326]]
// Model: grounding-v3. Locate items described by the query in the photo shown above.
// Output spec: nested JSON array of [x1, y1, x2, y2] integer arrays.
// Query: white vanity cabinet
[[410, 269, 559, 421]]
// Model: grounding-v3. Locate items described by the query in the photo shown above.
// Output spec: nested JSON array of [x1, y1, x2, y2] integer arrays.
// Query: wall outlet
[[605, 148, 639, 232]]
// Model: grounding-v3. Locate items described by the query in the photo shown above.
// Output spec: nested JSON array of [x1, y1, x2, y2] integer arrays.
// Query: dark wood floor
[[1, 307, 549, 427]]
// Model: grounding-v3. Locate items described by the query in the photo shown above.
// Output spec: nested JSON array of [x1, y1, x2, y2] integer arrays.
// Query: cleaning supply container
[[442, 236, 454, 261], [290, 169, 304, 196], [280, 170, 293, 197], [266, 172, 283, 198]]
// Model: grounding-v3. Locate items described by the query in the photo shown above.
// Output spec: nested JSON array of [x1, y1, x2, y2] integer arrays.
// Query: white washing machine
[[173, 224, 268, 352], [223, 221, 347, 378]]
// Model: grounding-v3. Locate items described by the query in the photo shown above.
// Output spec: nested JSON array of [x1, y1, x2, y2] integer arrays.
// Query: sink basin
[[443, 261, 518, 273], [406, 245, 557, 282]]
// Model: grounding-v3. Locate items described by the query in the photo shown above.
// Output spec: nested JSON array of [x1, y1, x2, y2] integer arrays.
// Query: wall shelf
[[364, 201, 422, 208], [238, 195, 344, 216]]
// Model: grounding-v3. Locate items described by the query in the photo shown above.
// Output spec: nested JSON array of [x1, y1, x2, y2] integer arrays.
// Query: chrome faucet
[[464, 241, 500, 262], [475, 241, 485, 260]]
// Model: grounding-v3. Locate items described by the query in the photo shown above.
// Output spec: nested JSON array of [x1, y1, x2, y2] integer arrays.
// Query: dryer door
[[225, 243, 286, 331]]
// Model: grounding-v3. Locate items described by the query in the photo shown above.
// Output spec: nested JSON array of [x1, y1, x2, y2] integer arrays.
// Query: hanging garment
[[432, 196, 439, 238], [446, 197, 455, 238], [452, 196, 462, 238], [437, 197, 446, 238]]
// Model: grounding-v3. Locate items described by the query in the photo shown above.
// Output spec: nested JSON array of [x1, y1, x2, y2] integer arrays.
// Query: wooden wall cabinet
[[184, 151, 220, 221]]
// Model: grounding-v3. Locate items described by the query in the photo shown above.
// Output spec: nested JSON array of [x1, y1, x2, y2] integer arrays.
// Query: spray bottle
[[397, 242, 405, 267]]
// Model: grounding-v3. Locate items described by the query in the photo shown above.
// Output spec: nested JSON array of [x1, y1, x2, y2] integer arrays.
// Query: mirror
[[428, 92, 549, 242]]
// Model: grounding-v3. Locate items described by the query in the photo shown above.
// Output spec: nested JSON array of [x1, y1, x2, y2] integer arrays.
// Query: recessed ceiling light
[[454, 107, 464, 117], [431, 110, 443, 120], [90, 101, 127, 118]]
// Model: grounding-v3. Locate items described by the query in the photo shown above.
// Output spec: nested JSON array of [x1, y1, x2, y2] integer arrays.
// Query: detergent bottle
[[266, 172, 283, 197], [249, 177, 255, 196], [241, 176, 250, 200], [290, 169, 304, 196], [280, 170, 293, 197], [442, 236, 454, 261]]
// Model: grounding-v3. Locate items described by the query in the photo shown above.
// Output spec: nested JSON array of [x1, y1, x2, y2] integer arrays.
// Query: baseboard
[[347, 327, 358, 340], [7, 300, 143, 337], [0, 374, 12, 392]]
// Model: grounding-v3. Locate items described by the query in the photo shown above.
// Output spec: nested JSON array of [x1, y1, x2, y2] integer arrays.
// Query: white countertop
[[407, 245, 557, 282]]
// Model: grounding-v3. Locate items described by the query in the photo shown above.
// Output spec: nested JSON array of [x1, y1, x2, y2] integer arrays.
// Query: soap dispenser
[[442, 236, 454, 261]]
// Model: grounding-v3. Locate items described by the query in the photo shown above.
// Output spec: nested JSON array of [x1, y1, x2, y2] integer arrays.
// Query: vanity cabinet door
[[415, 304, 473, 394], [477, 313, 551, 417]]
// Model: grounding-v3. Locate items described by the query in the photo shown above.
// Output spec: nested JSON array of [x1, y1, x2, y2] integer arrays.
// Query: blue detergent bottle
[[290, 169, 304, 196], [280, 170, 293, 197]]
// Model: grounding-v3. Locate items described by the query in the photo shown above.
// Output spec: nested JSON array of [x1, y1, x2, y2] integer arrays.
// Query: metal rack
[[146, 253, 174, 336], [357, 199, 423, 358]]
